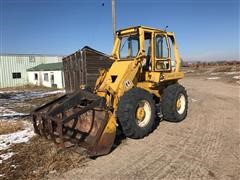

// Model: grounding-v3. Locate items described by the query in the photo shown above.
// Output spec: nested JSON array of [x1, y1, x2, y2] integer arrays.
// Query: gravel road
[[49, 76, 240, 180]]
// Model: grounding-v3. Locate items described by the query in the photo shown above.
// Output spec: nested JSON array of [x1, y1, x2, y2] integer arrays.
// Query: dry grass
[[0, 136, 88, 180], [0, 84, 59, 92], [212, 66, 233, 73], [184, 65, 240, 84], [0, 121, 24, 135], [211, 65, 240, 73], [0, 87, 86, 179], [26, 94, 62, 107], [13, 93, 62, 113]]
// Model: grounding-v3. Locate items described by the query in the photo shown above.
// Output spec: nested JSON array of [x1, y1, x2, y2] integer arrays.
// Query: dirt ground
[[0, 89, 68, 180], [48, 75, 239, 180], [0, 136, 88, 180], [0, 66, 239, 180]]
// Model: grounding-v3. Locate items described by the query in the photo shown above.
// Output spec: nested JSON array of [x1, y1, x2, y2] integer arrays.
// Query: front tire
[[117, 88, 156, 139], [162, 83, 188, 122]]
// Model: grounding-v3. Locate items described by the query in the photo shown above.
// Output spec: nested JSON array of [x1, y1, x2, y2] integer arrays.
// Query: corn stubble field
[[0, 64, 239, 180]]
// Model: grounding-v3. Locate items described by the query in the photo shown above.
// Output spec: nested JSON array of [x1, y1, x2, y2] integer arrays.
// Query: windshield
[[119, 34, 139, 59]]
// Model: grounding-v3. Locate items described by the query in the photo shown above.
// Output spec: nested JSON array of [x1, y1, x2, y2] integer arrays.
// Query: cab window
[[119, 35, 139, 59], [143, 32, 152, 70], [155, 35, 168, 59], [168, 36, 176, 71]]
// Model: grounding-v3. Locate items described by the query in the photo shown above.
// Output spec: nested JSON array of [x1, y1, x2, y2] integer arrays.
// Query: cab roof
[[116, 26, 173, 34]]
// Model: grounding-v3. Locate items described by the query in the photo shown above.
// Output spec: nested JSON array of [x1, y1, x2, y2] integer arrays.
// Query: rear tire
[[117, 88, 156, 139], [162, 83, 188, 122]]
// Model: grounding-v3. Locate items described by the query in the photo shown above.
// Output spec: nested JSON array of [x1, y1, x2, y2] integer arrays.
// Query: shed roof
[[81, 46, 109, 57], [64, 46, 109, 59], [27, 62, 63, 71]]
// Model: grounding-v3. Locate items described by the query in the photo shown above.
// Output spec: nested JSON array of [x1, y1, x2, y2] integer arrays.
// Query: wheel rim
[[135, 100, 151, 127], [176, 93, 186, 115]]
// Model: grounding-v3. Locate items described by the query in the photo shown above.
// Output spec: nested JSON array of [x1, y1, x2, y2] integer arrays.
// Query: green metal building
[[0, 54, 63, 88]]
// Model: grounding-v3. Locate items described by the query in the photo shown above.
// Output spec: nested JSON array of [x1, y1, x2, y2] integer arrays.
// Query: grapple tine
[[70, 117, 79, 138], [38, 115, 46, 137], [32, 114, 40, 135], [47, 116, 56, 142], [56, 118, 64, 147], [42, 117, 49, 139]]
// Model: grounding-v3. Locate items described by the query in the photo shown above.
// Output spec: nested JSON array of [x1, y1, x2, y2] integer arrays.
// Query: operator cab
[[113, 26, 178, 72]]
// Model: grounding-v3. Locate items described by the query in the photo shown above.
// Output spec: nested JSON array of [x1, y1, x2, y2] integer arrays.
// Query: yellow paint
[[102, 112, 117, 134], [136, 82, 160, 97], [94, 26, 185, 135], [176, 98, 181, 110], [136, 107, 145, 121]]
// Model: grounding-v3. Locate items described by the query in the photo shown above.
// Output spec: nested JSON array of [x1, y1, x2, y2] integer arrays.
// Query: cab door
[[154, 33, 171, 71]]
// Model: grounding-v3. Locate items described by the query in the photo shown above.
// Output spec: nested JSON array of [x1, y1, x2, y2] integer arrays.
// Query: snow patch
[[0, 90, 19, 94], [43, 90, 65, 95], [225, 71, 240, 75], [0, 122, 35, 150], [191, 98, 197, 102], [11, 164, 17, 168], [0, 106, 29, 120], [185, 70, 195, 73], [233, 75, 240, 80], [9, 90, 65, 101], [0, 106, 28, 117], [210, 72, 220, 76], [0, 90, 65, 102], [0, 90, 64, 119], [0, 152, 15, 164], [207, 77, 221, 80]]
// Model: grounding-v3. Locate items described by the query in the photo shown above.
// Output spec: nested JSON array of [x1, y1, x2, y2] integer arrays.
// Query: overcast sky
[[0, 0, 239, 61]]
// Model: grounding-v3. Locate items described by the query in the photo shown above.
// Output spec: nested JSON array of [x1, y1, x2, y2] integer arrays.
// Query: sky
[[0, 0, 239, 61]]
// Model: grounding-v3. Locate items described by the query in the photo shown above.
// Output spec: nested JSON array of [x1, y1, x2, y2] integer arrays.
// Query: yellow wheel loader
[[32, 26, 188, 157]]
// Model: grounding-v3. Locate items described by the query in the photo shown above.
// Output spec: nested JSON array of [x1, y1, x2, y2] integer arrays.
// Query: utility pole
[[112, 0, 116, 40]]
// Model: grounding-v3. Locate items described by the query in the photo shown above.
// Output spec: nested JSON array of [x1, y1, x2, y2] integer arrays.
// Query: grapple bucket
[[32, 90, 116, 157]]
